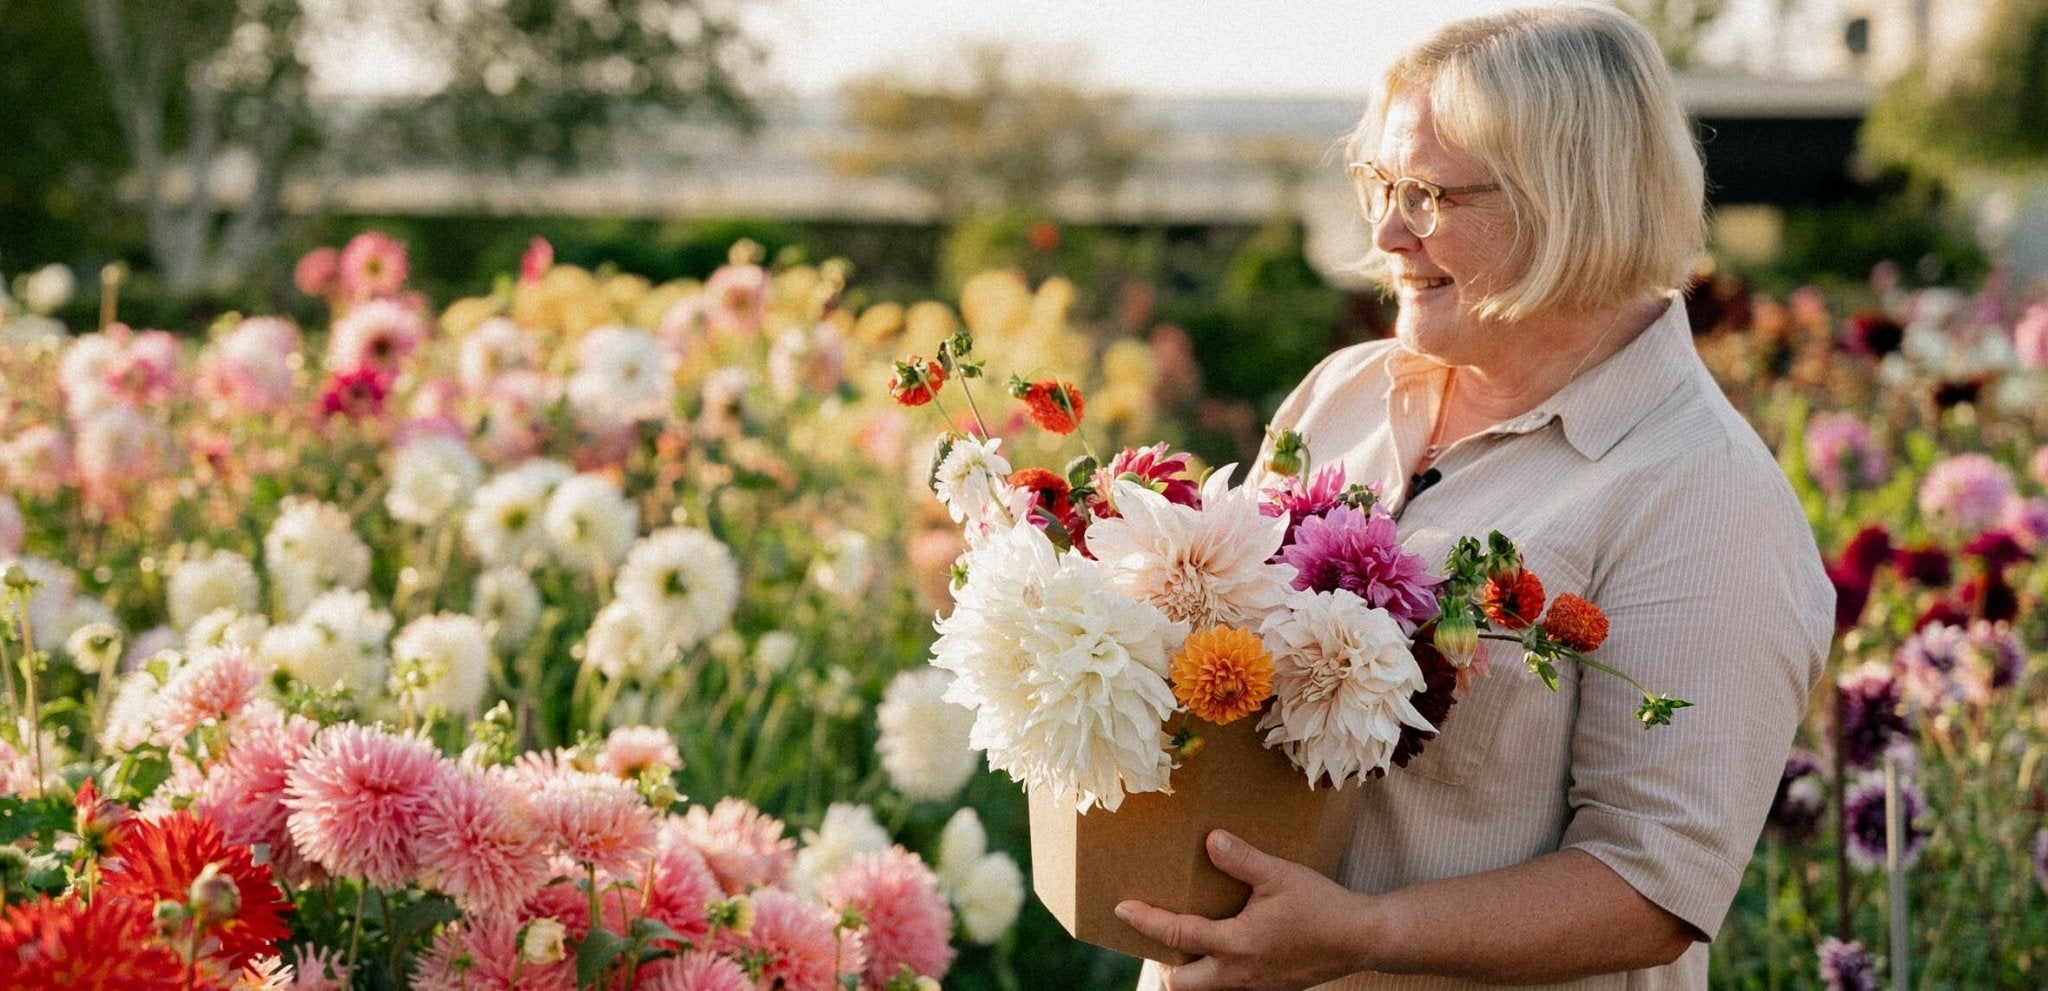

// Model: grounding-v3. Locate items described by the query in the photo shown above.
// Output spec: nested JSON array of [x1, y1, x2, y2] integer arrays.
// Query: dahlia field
[[0, 238, 2044, 989]]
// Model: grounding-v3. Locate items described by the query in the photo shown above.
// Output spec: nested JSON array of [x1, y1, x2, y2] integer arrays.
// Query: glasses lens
[[1352, 170, 1390, 222], [1396, 180, 1439, 237]]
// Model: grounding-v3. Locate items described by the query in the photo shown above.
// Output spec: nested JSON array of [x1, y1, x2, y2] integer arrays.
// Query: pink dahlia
[[2002, 497, 2048, 551], [703, 263, 768, 335], [1262, 464, 1357, 544], [637, 823, 721, 947], [597, 725, 684, 780], [1087, 443, 1201, 514], [717, 888, 865, 991], [1276, 504, 1443, 633], [200, 317, 301, 415], [317, 366, 392, 422], [336, 231, 410, 301], [0, 424, 72, 499], [101, 330, 182, 408], [191, 708, 322, 886], [818, 847, 956, 987], [155, 643, 265, 740], [635, 951, 752, 991], [1917, 453, 2016, 532], [327, 297, 429, 376], [2014, 301, 2048, 372], [414, 769, 552, 916], [531, 771, 660, 875], [283, 724, 446, 888], [285, 944, 350, 991], [676, 798, 796, 895], [411, 914, 575, 991], [520, 237, 554, 286], [294, 247, 341, 299], [1804, 413, 1888, 495]]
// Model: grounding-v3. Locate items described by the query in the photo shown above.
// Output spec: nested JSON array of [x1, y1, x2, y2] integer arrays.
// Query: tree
[[1862, 0, 2048, 182], [0, 0, 130, 272], [71, 0, 767, 295], [831, 44, 1162, 219], [1612, 0, 1729, 69]]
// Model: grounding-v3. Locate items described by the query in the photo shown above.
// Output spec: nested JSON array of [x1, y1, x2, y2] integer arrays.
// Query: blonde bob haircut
[[1347, 3, 1706, 322]]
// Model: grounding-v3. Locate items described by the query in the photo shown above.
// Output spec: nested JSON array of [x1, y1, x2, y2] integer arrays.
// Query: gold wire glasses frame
[[1347, 161, 1502, 239]]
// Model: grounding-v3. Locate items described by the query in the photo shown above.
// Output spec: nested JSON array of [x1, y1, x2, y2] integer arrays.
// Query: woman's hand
[[1116, 829, 1384, 991]]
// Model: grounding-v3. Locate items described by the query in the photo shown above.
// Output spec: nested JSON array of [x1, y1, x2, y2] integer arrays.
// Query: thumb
[[1206, 830, 1294, 888]]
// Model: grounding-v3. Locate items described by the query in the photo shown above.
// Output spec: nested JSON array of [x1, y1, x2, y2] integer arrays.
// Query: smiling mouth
[[1399, 276, 1453, 290]]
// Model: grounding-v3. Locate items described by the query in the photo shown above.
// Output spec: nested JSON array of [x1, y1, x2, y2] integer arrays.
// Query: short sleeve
[[1559, 436, 1832, 938]]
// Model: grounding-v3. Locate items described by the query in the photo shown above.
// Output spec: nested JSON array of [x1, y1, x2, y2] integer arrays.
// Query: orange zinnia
[[1480, 569, 1545, 630], [1541, 594, 1610, 652], [1170, 626, 1275, 725]]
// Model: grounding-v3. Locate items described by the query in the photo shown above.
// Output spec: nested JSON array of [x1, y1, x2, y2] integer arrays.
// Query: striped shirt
[[1143, 296, 1832, 990]]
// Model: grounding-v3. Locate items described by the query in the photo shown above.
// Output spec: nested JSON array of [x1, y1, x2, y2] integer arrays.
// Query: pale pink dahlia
[[716, 888, 865, 991], [1805, 413, 1889, 495], [327, 297, 429, 376], [531, 771, 660, 875], [1917, 453, 2016, 532], [155, 642, 265, 740], [285, 945, 350, 991], [191, 708, 322, 886], [818, 847, 957, 987], [676, 798, 796, 895], [414, 769, 552, 916], [703, 263, 769, 335], [1277, 503, 1441, 634], [635, 952, 752, 991], [284, 724, 446, 888], [597, 725, 683, 780], [1262, 464, 1354, 539], [2013, 301, 2048, 371], [410, 914, 575, 991]]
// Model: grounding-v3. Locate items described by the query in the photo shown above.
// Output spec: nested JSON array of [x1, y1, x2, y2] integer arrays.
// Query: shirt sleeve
[[1558, 435, 1833, 939]]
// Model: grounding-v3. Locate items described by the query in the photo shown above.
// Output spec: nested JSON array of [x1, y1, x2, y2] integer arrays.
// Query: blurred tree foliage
[[1863, 0, 2048, 181], [40, 0, 766, 296], [1613, 0, 1728, 68], [0, 0, 131, 272], [832, 44, 1163, 219]]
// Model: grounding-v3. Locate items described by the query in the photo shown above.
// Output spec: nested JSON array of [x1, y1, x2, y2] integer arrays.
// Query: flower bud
[[2, 563, 28, 589], [0, 846, 30, 891], [520, 917, 569, 965], [188, 862, 241, 928], [153, 898, 191, 936], [1432, 609, 1479, 670], [711, 895, 755, 936]]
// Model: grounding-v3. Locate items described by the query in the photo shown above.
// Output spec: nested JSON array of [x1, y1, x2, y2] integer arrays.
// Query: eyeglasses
[[1347, 161, 1501, 238]]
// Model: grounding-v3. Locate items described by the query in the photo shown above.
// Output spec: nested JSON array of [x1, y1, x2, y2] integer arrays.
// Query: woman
[[1118, 5, 1833, 989]]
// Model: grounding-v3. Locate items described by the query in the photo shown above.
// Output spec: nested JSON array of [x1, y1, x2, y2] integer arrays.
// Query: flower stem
[[955, 377, 993, 440], [347, 883, 369, 977]]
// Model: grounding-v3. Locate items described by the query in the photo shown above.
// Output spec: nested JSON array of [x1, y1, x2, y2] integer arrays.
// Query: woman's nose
[[1370, 204, 1419, 254]]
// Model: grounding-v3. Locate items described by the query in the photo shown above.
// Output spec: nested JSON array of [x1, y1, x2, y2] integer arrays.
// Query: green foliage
[[1162, 222, 1339, 413], [1763, 194, 1988, 293], [1862, 0, 2048, 181]]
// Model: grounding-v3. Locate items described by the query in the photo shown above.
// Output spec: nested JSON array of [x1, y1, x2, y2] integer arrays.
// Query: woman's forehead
[[1375, 93, 1477, 178]]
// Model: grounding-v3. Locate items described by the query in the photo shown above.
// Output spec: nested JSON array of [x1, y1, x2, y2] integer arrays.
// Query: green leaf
[[576, 925, 632, 989], [0, 794, 71, 845], [627, 915, 689, 949], [1524, 653, 1560, 693], [1636, 695, 1694, 728], [379, 894, 461, 949]]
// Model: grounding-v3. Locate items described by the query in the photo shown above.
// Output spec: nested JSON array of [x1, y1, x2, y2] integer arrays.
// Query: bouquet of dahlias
[[891, 331, 1690, 815]]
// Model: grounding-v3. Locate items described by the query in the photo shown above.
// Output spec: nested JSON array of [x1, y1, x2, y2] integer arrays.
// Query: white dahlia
[[1085, 470, 1295, 630], [464, 459, 573, 568], [264, 588, 393, 700], [932, 807, 987, 894], [166, 549, 261, 631], [566, 325, 673, 432], [543, 473, 638, 574], [931, 436, 1026, 541], [264, 498, 372, 617], [582, 599, 679, 681], [1258, 587, 1434, 787], [613, 527, 740, 651], [953, 851, 1025, 945], [385, 433, 483, 527], [457, 317, 536, 393], [472, 568, 542, 655], [185, 608, 270, 651], [390, 612, 493, 717], [875, 668, 979, 803], [931, 518, 1179, 812]]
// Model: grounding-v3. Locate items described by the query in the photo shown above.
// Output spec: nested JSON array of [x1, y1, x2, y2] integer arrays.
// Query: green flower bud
[[188, 863, 241, 928], [1432, 609, 1479, 670]]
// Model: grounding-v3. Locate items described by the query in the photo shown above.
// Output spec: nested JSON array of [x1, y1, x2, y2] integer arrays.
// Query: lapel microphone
[[1407, 467, 1443, 500]]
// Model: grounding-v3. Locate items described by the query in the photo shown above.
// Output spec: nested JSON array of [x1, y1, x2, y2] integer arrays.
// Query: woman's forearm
[[1358, 848, 1697, 984]]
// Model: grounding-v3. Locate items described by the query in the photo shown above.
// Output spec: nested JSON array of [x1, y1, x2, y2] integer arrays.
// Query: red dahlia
[[0, 898, 185, 991], [101, 812, 292, 970], [1541, 594, 1610, 652], [1480, 569, 1545, 630]]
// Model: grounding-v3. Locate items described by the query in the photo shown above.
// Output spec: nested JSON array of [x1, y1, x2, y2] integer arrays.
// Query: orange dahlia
[[1015, 380, 1085, 435], [1170, 626, 1275, 725], [1008, 466, 1073, 519], [887, 356, 946, 407], [1479, 569, 1545, 630], [101, 812, 291, 970], [1541, 594, 1610, 652]]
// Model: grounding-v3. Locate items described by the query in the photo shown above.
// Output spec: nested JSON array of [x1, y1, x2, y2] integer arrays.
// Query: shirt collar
[[1382, 293, 1694, 462], [1539, 293, 1693, 461]]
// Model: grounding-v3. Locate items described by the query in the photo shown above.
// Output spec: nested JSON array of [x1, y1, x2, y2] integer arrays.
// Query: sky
[[314, 0, 1825, 100]]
